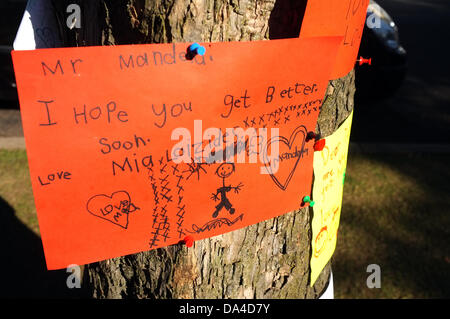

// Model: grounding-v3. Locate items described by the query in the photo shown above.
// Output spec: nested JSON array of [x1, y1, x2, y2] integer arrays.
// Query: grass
[[0, 149, 38, 235], [0, 149, 449, 298], [0, 149, 84, 298], [333, 152, 450, 298]]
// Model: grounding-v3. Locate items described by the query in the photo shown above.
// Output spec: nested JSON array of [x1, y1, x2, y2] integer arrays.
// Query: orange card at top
[[300, 0, 370, 79], [12, 36, 341, 270]]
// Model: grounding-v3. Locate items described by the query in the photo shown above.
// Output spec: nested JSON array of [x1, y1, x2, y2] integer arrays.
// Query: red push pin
[[183, 236, 194, 248], [356, 56, 372, 66], [313, 139, 326, 151]]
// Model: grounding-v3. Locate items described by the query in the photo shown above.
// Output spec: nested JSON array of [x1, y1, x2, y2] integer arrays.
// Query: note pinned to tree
[[12, 36, 342, 270], [310, 111, 353, 286], [300, 0, 369, 79]]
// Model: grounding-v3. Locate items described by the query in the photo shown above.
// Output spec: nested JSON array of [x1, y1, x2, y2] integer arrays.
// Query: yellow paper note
[[310, 111, 353, 286]]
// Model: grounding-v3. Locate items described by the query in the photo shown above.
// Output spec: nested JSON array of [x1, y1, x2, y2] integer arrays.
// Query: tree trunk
[[53, 0, 355, 299]]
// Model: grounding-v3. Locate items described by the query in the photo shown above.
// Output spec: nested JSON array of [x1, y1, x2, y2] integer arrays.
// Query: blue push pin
[[188, 42, 206, 56]]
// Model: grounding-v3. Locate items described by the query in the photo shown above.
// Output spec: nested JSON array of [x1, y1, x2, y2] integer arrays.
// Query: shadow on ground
[[351, 0, 450, 143], [333, 152, 450, 298], [0, 196, 87, 298]]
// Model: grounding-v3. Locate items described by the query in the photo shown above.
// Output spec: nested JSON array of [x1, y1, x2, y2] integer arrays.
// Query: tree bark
[[53, 0, 355, 299]]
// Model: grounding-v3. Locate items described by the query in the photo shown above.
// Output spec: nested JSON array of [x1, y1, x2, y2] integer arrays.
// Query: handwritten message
[[300, 0, 369, 79], [12, 37, 341, 269], [310, 111, 353, 286]]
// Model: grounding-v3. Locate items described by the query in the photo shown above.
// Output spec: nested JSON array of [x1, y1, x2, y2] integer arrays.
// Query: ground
[[334, 152, 450, 298]]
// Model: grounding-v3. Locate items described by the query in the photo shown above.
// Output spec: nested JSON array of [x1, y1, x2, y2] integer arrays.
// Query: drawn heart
[[263, 125, 307, 190], [86, 191, 135, 229]]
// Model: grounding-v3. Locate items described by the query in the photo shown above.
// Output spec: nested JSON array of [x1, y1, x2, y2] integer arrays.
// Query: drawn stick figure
[[211, 163, 243, 218]]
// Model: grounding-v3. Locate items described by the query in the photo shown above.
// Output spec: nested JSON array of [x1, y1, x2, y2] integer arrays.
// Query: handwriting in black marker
[[262, 125, 307, 191], [210, 163, 243, 218], [151, 101, 192, 128], [186, 214, 244, 234], [86, 190, 139, 229], [183, 160, 209, 180], [221, 90, 251, 118]]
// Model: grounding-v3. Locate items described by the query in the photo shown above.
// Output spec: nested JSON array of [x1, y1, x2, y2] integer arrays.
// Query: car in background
[[355, 0, 407, 100]]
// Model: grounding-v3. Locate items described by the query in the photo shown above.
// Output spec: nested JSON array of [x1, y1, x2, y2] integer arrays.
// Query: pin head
[[313, 139, 326, 151], [306, 131, 316, 142], [188, 43, 206, 56], [183, 236, 194, 247], [189, 43, 200, 51], [357, 56, 372, 66], [196, 46, 206, 55], [302, 196, 315, 207]]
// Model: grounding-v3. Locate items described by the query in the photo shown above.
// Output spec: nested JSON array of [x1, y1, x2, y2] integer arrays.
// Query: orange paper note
[[12, 36, 341, 270], [300, 0, 369, 79]]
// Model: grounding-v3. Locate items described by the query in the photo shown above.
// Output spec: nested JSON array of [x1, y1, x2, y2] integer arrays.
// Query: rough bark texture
[[53, 0, 355, 299]]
